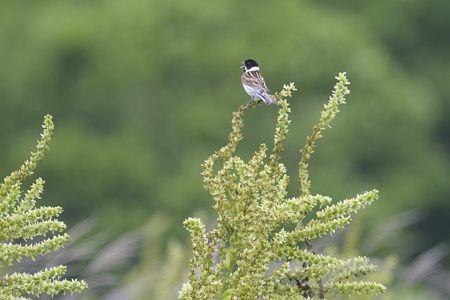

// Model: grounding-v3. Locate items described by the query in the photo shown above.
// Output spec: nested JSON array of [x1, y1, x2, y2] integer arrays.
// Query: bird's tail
[[258, 92, 278, 105]]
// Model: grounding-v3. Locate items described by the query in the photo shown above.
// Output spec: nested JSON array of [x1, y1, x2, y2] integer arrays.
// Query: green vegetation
[[181, 74, 385, 299], [0, 0, 448, 298], [0, 1, 448, 234], [0, 116, 87, 298]]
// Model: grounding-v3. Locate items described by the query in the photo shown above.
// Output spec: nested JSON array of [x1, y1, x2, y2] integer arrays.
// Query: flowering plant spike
[[0, 115, 87, 298], [180, 73, 386, 299]]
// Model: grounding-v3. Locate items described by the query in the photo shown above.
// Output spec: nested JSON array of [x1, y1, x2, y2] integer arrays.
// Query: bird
[[241, 59, 277, 105]]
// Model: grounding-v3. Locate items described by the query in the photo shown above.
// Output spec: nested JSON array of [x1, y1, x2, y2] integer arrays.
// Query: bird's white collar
[[245, 66, 260, 72]]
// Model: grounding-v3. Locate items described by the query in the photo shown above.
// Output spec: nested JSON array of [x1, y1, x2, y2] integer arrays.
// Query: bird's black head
[[243, 59, 259, 71]]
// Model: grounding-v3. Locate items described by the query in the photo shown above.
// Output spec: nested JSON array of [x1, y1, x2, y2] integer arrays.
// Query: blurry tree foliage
[[0, 1, 448, 241]]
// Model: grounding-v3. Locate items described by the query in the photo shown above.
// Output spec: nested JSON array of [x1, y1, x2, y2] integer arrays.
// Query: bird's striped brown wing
[[241, 71, 270, 92]]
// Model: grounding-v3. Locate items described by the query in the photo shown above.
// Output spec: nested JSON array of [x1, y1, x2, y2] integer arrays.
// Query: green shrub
[[0, 115, 87, 298], [180, 73, 385, 299]]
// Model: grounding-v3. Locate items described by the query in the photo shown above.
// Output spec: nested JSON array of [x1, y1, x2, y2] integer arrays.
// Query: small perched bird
[[241, 59, 277, 105]]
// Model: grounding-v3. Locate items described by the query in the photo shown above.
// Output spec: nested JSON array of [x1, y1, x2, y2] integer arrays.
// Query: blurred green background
[[1, 0, 449, 298]]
